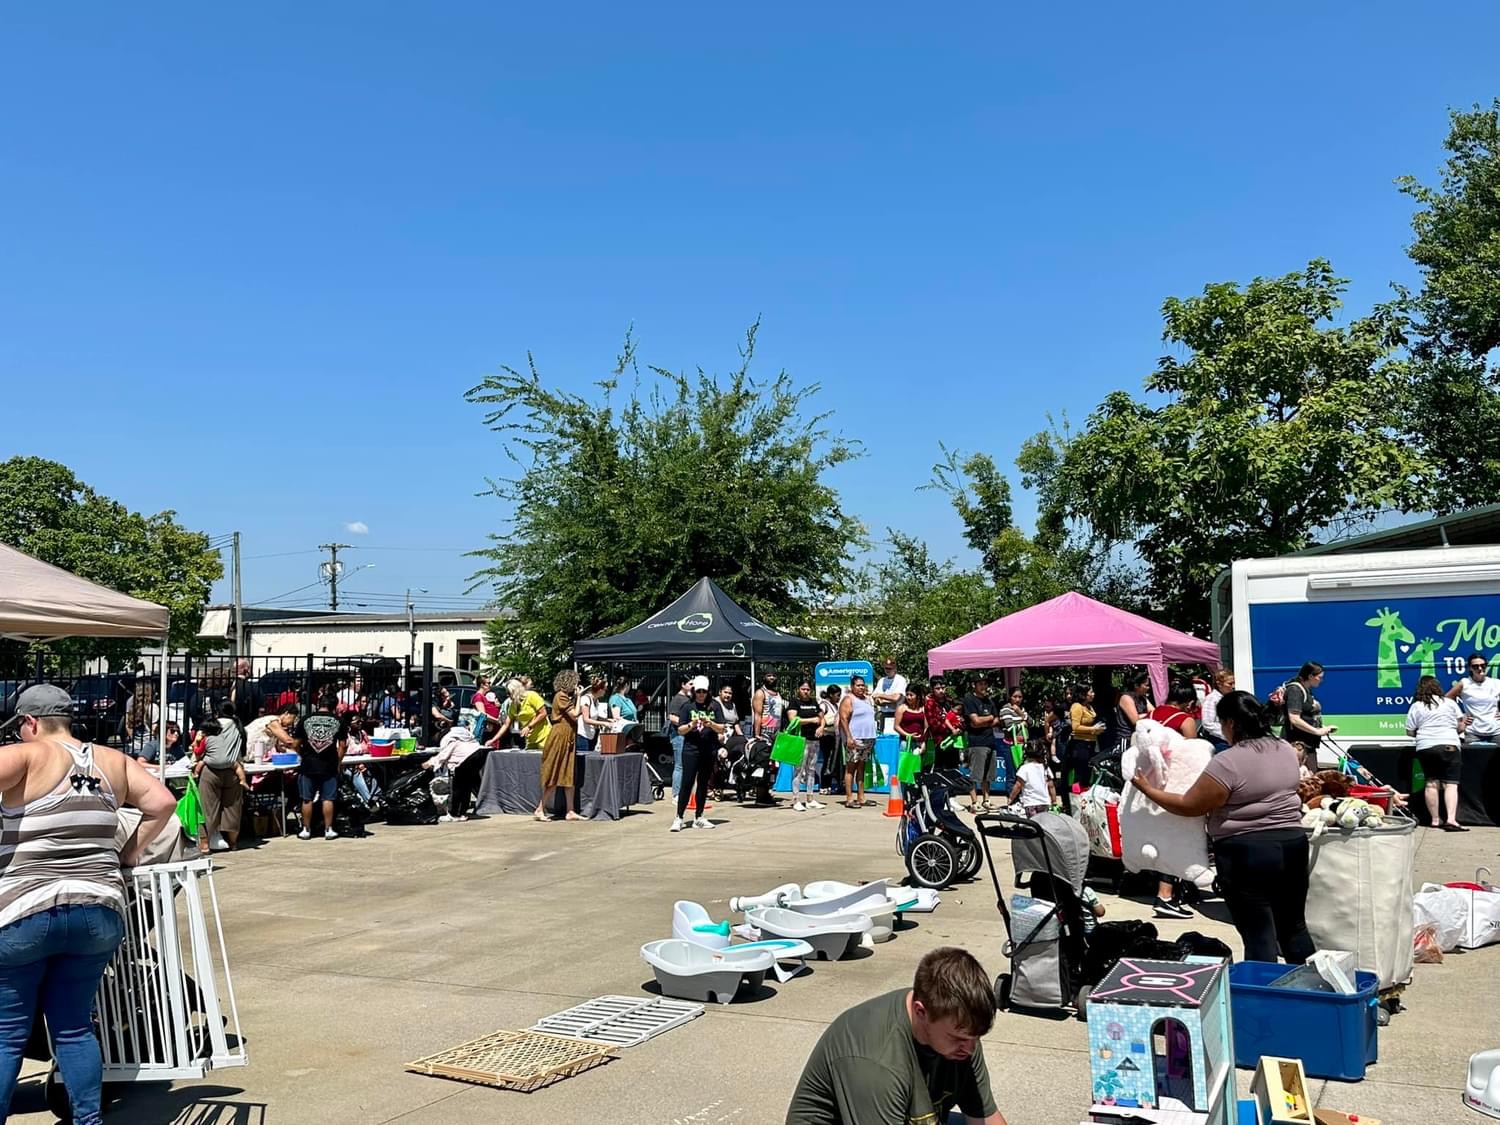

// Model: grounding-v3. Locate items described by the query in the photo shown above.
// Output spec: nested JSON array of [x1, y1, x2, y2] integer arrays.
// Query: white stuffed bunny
[[1118, 719, 1215, 889]]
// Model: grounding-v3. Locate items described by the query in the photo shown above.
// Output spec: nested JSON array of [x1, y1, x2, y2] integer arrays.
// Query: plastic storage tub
[[270, 753, 299, 766], [1229, 960, 1378, 1080]]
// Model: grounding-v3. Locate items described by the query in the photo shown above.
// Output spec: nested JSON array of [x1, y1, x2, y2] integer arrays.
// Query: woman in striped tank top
[[0, 685, 175, 1124]]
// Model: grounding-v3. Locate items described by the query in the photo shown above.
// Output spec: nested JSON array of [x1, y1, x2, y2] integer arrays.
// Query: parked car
[[68, 673, 136, 744]]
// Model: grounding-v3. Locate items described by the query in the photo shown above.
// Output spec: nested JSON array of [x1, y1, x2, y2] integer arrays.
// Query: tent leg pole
[[158, 626, 170, 781]]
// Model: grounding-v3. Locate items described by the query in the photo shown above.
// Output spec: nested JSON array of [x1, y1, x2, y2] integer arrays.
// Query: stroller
[[718, 735, 778, 805], [975, 810, 1092, 1016], [896, 773, 982, 889]]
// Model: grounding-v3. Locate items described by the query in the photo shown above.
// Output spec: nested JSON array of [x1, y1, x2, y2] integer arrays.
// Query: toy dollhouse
[[1084, 956, 1235, 1125]]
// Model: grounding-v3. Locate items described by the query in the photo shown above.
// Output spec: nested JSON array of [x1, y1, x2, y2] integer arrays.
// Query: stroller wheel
[[995, 972, 1012, 1012], [45, 1063, 72, 1122], [955, 834, 982, 881], [906, 832, 958, 889]]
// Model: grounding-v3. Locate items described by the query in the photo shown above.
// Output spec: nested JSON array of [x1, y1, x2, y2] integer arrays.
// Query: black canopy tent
[[573, 577, 827, 704]]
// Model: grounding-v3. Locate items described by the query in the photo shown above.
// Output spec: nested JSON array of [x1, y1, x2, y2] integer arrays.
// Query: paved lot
[[12, 794, 1499, 1124]]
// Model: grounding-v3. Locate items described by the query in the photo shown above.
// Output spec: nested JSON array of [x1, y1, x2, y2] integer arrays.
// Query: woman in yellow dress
[[537, 670, 582, 822]]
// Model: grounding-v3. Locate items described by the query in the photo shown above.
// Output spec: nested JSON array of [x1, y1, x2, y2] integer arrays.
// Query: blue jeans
[[0, 904, 125, 1125], [670, 733, 684, 796]]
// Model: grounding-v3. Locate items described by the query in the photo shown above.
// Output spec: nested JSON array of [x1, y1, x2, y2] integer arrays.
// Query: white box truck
[[1219, 544, 1500, 752]]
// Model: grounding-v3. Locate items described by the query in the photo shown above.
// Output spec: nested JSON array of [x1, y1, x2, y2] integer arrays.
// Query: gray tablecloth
[[474, 751, 653, 821]]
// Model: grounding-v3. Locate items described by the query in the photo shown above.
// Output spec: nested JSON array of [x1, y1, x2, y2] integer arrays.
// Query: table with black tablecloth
[[474, 750, 654, 820], [1351, 741, 1500, 827]]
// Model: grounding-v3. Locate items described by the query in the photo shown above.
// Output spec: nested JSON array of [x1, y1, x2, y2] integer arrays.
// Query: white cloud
[[344, 521, 370, 535]]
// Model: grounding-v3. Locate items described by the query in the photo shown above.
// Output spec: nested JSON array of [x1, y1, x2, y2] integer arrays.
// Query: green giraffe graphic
[[1408, 637, 1442, 681], [1365, 607, 1415, 689]]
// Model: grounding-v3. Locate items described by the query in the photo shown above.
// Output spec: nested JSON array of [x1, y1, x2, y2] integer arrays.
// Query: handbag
[[176, 779, 205, 838], [896, 735, 922, 784], [771, 715, 806, 767]]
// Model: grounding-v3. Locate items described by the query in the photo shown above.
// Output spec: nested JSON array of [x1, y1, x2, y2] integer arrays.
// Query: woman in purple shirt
[[1130, 690, 1312, 964]]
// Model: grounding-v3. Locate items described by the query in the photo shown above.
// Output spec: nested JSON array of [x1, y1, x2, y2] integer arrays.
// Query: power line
[[242, 549, 322, 561]]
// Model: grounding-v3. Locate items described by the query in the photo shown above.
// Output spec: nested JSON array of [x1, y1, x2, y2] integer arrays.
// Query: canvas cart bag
[[1076, 782, 1122, 859], [1007, 894, 1071, 1009], [1304, 816, 1416, 989]]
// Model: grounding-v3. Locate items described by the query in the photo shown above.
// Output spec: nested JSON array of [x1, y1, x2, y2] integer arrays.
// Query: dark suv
[[67, 674, 136, 744]]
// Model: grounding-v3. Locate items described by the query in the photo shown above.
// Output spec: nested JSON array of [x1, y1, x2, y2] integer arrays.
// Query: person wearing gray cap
[[0, 684, 176, 1125]]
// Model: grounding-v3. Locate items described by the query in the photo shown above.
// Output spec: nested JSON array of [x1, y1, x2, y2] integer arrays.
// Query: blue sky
[[3, 2, 1496, 614]]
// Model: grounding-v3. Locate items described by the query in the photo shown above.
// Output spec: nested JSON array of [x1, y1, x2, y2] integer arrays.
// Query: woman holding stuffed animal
[[1407, 675, 1470, 832], [1144, 679, 1203, 918], [1131, 691, 1314, 964]]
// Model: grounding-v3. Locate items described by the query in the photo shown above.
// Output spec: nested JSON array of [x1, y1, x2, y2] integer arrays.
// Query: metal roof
[[1296, 504, 1500, 556]]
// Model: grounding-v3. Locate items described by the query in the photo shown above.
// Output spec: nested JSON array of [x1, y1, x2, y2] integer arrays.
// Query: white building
[[242, 612, 496, 674]]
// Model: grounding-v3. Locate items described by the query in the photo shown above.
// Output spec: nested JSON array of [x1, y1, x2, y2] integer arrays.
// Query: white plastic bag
[[1413, 881, 1500, 951]]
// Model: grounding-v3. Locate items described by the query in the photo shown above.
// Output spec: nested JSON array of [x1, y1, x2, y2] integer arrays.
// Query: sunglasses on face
[[1473, 663, 1488, 670]]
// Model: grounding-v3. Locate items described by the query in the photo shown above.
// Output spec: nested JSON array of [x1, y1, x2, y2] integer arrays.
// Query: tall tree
[[1398, 100, 1500, 509], [0, 457, 223, 665], [466, 325, 864, 677], [1032, 261, 1427, 631]]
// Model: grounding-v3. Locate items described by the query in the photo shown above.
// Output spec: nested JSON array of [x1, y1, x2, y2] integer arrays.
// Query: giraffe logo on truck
[[1365, 607, 1415, 689]]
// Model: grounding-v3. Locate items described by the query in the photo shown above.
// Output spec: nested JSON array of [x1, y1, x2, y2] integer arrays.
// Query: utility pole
[[407, 588, 415, 667], [318, 543, 351, 611], [232, 532, 244, 656]]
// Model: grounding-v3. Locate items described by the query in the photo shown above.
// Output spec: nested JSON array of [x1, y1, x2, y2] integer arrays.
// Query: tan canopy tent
[[0, 542, 170, 639], [0, 541, 172, 771]]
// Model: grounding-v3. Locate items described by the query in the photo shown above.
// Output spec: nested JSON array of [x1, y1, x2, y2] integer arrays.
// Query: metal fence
[[0, 652, 478, 748]]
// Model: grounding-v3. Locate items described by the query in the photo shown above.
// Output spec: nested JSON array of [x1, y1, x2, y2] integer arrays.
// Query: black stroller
[[975, 810, 1093, 1016], [896, 772, 982, 889], [716, 734, 778, 805]]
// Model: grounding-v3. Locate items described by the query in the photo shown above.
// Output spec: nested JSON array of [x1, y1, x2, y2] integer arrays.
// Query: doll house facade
[[1085, 956, 1235, 1125]]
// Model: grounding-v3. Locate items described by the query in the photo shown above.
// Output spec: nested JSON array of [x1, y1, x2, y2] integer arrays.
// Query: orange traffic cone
[[883, 778, 904, 818]]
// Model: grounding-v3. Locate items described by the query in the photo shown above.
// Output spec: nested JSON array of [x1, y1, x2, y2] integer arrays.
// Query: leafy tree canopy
[[1398, 101, 1500, 510], [0, 456, 223, 665], [1032, 261, 1427, 631], [466, 324, 864, 678]]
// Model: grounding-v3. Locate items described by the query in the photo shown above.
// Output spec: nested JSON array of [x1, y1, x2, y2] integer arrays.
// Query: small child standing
[[1009, 740, 1057, 817]]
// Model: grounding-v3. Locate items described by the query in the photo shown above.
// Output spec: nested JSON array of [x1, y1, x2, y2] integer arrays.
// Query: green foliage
[[1036, 261, 1427, 631], [0, 457, 223, 665], [1399, 100, 1500, 360], [1397, 102, 1500, 509], [806, 533, 1000, 677], [465, 324, 864, 679]]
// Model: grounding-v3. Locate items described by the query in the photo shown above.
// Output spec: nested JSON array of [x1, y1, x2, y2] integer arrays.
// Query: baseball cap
[[692, 675, 710, 692], [2, 684, 74, 731]]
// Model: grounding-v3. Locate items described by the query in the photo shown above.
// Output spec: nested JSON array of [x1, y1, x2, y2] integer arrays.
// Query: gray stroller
[[974, 810, 1092, 1016]]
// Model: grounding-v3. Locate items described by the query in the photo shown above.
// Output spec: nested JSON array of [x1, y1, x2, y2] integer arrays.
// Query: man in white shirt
[[872, 658, 908, 736], [1448, 653, 1500, 741]]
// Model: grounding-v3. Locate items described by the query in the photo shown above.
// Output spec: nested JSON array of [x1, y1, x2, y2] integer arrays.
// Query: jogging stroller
[[897, 773, 982, 889], [975, 810, 1092, 1015]]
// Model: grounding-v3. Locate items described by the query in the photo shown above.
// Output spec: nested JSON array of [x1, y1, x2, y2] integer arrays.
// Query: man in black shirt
[[962, 676, 999, 814], [228, 659, 262, 727], [673, 676, 724, 833], [294, 694, 347, 841]]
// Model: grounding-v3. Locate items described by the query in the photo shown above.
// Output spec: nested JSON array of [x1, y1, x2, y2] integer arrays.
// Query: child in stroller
[[897, 773, 982, 889]]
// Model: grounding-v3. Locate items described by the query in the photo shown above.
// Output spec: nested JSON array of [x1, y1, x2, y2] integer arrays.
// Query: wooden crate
[[406, 1029, 616, 1093]]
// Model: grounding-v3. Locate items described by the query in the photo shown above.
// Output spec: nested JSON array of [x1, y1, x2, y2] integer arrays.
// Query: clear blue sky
[[3, 3, 1496, 614]]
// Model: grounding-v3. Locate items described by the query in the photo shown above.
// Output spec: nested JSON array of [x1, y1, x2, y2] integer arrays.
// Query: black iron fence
[[0, 652, 479, 748]]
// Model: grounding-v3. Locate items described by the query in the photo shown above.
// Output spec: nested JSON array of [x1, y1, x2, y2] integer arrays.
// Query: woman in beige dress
[[537, 670, 583, 822]]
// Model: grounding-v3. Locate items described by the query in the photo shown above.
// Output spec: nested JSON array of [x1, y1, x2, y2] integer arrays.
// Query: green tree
[[0, 457, 223, 665], [1398, 101, 1500, 509], [466, 325, 864, 678], [1033, 261, 1427, 631]]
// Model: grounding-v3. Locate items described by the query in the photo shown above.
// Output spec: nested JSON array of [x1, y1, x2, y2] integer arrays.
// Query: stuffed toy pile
[[1298, 769, 1386, 835], [1118, 719, 1215, 889]]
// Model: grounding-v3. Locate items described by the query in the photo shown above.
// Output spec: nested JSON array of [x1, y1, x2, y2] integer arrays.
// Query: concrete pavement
[[11, 793, 1499, 1124]]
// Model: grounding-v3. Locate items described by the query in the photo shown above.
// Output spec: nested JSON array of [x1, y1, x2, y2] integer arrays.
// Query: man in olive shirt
[[787, 947, 1009, 1125]]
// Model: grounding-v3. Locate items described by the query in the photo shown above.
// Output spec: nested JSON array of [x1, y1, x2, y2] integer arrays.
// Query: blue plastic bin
[[1229, 960, 1379, 1080]]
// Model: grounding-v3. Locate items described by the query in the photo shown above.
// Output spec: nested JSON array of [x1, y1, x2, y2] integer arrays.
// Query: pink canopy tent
[[927, 591, 1221, 700]]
